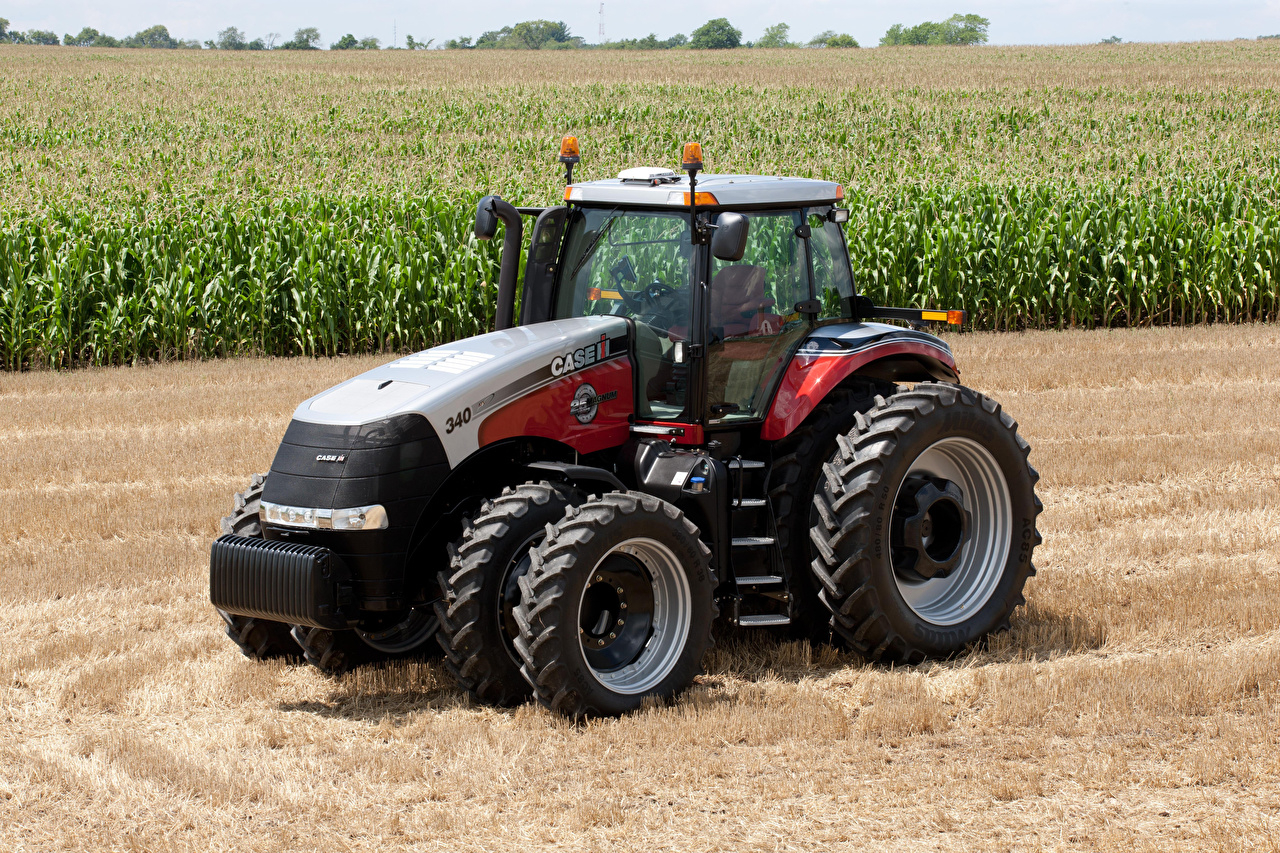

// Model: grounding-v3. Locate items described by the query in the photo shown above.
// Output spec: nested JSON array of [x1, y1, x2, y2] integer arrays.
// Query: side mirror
[[474, 196, 499, 240], [711, 212, 749, 262]]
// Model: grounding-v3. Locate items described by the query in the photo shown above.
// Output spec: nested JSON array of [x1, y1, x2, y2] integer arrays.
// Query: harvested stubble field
[[1, 324, 1278, 851]]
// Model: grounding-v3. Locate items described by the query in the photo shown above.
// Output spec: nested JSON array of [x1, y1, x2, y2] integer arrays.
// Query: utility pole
[[598, 3, 605, 42]]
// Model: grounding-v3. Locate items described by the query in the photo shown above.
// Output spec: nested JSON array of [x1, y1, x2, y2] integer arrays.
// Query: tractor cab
[[477, 138, 962, 449]]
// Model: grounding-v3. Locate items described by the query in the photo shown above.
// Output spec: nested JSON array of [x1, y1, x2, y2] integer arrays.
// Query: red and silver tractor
[[211, 140, 1040, 717]]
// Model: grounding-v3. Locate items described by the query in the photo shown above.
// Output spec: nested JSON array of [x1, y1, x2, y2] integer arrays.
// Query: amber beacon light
[[559, 135, 580, 184], [681, 142, 703, 172]]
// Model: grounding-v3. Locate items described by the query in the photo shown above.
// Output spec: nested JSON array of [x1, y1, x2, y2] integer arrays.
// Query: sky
[[6, 1, 1279, 47]]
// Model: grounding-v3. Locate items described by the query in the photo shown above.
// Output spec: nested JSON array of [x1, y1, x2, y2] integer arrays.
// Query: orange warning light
[[559, 135, 580, 164], [680, 191, 720, 206], [681, 142, 703, 172]]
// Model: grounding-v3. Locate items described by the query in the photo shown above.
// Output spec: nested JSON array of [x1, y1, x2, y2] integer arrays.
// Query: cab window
[[554, 208, 693, 420], [808, 209, 856, 321], [704, 210, 812, 422]]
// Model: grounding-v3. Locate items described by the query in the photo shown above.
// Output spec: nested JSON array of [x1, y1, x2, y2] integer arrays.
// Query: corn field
[[1, 44, 1279, 366]]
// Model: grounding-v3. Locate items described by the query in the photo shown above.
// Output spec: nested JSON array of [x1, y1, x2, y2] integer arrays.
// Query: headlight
[[260, 501, 389, 531]]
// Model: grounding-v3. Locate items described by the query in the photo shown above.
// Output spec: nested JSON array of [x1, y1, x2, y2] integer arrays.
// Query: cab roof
[[564, 171, 844, 208]]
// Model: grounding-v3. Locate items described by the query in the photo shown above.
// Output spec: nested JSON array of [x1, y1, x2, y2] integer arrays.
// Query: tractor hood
[[293, 316, 632, 467]]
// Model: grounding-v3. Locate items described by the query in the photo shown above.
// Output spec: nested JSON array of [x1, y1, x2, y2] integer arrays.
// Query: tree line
[[0, 14, 991, 51]]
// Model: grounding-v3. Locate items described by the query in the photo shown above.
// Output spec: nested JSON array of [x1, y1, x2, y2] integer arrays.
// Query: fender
[[760, 325, 959, 441]]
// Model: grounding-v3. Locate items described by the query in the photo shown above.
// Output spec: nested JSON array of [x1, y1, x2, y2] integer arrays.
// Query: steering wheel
[[643, 281, 676, 302]]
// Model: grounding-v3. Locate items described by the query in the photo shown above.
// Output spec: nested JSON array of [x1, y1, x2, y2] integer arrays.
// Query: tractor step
[[727, 459, 766, 470], [732, 536, 775, 547], [736, 614, 792, 627], [732, 498, 767, 508], [735, 574, 784, 587]]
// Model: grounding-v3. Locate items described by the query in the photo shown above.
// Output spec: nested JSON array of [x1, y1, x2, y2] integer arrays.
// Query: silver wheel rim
[[893, 437, 1012, 626], [355, 607, 438, 654], [580, 537, 691, 695]]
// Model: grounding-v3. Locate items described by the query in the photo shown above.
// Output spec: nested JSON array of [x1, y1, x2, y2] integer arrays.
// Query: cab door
[[703, 210, 813, 423]]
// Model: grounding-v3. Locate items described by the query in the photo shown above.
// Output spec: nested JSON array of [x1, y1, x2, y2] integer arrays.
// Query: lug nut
[[616, 618, 624, 626], [595, 575, 603, 582], [621, 603, 627, 609], [617, 587, 624, 594], [609, 632, 616, 639]]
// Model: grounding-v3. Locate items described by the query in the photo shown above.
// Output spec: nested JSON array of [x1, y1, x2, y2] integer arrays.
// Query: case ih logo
[[551, 334, 610, 378], [569, 383, 618, 424], [315, 454, 347, 463]]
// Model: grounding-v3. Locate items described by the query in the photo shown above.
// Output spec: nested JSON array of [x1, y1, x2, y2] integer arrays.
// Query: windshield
[[553, 208, 694, 420], [554, 209, 693, 329]]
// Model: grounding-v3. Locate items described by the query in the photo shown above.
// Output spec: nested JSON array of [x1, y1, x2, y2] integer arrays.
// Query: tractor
[[211, 140, 1041, 717]]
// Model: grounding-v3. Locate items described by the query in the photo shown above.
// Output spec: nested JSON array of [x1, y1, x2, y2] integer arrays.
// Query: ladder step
[[728, 459, 766, 470], [737, 614, 792, 627], [732, 536, 775, 547], [733, 498, 767, 508], [736, 575, 784, 586]]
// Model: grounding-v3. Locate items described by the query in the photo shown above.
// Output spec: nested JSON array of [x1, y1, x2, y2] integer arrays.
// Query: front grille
[[210, 534, 350, 629]]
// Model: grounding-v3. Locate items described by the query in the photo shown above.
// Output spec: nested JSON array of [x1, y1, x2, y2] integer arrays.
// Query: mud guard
[[760, 337, 959, 441]]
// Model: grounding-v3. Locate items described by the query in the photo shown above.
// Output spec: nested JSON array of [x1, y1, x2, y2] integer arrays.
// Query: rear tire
[[217, 474, 299, 660], [435, 481, 581, 706], [809, 383, 1041, 663], [769, 379, 894, 641], [514, 491, 716, 718]]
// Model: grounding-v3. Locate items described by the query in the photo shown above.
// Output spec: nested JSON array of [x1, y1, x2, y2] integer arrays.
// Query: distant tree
[[27, 29, 60, 45], [125, 25, 181, 49], [247, 38, 267, 51], [179, 39, 201, 49], [444, 36, 473, 49], [1100, 35, 1123, 44], [279, 28, 321, 50], [598, 32, 686, 49], [65, 27, 101, 46], [0, 18, 9, 42], [215, 27, 247, 50], [690, 18, 741, 49], [514, 20, 571, 49], [808, 30, 858, 48], [1258, 34, 1280, 40], [880, 13, 988, 46], [471, 20, 574, 49], [756, 23, 794, 48], [264, 32, 280, 49], [404, 35, 433, 49], [331, 33, 358, 50], [357, 36, 380, 49]]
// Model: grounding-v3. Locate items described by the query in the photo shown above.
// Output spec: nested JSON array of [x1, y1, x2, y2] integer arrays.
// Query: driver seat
[[711, 265, 776, 338]]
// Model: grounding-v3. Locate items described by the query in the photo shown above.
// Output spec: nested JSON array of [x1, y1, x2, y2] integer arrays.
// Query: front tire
[[435, 481, 580, 706], [809, 383, 1042, 663], [514, 492, 716, 718]]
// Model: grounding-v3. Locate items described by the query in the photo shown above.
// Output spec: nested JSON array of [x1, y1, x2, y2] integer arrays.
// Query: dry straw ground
[[1, 324, 1279, 851]]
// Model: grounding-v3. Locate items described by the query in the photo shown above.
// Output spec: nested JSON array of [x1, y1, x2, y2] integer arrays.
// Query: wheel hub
[[580, 553, 654, 672], [892, 477, 970, 581]]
